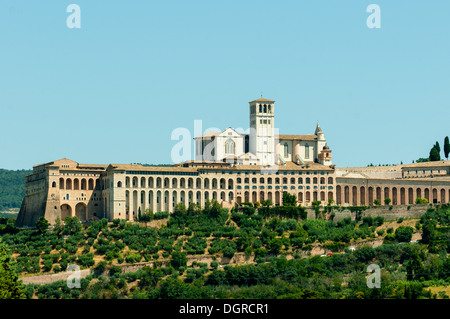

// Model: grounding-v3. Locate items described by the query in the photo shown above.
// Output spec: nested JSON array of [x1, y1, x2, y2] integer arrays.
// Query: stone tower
[[249, 97, 275, 165]]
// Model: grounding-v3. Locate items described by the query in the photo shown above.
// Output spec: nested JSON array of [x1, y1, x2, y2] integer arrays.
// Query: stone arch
[[344, 186, 350, 204], [164, 190, 170, 211], [141, 177, 146, 188], [75, 203, 87, 222], [408, 188, 414, 204], [59, 178, 64, 189], [88, 178, 94, 190], [244, 191, 249, 202], [180, 190, 186, 206], [228, 179, 233, 189], [320, 191, 325, 201], [336, 185, 341, 205], [117, 181, 122, 187], [220, 178, 226, 190], [172, 178, 178, 188], [376, 187, 381, 201], [416, 188, 422, 199], [140, 190, 146, 213], [196, 178, 201, 189], [188, 178, 194, 188], [60, 204, 72, 220], [298, 192, 303, 202], [204, 178, 210, 189], [392, 187, 398, 205], [368, 187, 374, 205], [328, 177, 333, 184], [260, 191, 265, 202], [156, 177, 162, 188], [441, 188, 446, 203], [400, 187, 406, 205], [81, 178, 87, 190], [148, 190, 154, 210], [156, 190, 162, 211], [126, 177, 130, 187], [228, 191, 234, 201], [432, 188, 438, 203], [360, 186, 365, 205], [424, 188, 430, 202], [212, 178, 218, 189], [172, 190, 178, 208], [351, 186, 357, 205], [275, 191, 280, 205], [252, 191, 257, 203], [132, 176, 138, 188], [179, 178, 185, 188], [327, 191, 333, 202], [164, 178, 170, 188], [74, 178, 79, 190], [148, 177, 154, 188], [384, 187, 390, 202], [52, 181, 57, 188]]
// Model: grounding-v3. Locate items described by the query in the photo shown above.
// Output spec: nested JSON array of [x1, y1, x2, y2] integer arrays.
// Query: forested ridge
[[0, 169, 31, 211]]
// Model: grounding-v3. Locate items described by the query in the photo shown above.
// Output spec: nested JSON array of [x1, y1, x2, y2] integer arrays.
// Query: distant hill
[[0, 169, 31, 211]]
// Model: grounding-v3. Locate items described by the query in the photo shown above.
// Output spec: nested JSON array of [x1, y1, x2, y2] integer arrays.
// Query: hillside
[[0, 169, 31, 211], [1, 202, 450, 299]]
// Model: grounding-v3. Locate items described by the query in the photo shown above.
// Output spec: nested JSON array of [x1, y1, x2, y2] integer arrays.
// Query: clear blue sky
[[0, 1, 449, 170]]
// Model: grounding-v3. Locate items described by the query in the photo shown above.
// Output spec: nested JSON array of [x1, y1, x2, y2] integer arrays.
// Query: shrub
[[395, 226, 414, 242]]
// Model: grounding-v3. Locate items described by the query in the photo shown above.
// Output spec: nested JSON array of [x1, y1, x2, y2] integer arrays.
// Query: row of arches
[[60, 203, 88, 221], [124, 189, 235, 218], [121, 176, 234, 190], [57, 178, 99, 191], [236, 190, 333, 205], [237, 176, 333, 185], [336, 185, 450, 206]]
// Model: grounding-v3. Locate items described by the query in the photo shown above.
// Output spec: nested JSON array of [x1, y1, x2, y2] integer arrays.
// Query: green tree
[[430, 146, 441, 161], [374, 199, 381, 205], [0, 241, 26, 299], [444, 136, 450, 160], [173, 203, 187, 218], [170, 251, 187, 270], [63, 216, 82, 235], [384, 198, 391, 205], [36, 217, 50, 235], [282, 192, 297, 206], [395, 226, 414, 242]]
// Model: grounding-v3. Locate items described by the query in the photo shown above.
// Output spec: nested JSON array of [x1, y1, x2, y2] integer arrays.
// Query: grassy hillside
[[0, 169, 31, 211]]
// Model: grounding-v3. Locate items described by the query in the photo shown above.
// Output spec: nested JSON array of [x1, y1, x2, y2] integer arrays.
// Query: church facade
[[15, 97, 450, 227]]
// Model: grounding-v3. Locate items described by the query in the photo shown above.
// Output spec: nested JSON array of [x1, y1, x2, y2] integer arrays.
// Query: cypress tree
[[444, 136, 450, 160]]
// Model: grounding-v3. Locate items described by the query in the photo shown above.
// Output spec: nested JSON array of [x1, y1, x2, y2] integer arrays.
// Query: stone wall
[[305, 203, 431, 222]]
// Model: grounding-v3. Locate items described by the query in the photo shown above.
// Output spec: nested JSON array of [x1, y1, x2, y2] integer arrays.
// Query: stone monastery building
[[16, 98, 450, 227]]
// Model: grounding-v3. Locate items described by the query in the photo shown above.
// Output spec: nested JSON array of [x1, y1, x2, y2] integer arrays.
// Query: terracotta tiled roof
[[277, 134, 317, 141], [249, 98, 275, 103]]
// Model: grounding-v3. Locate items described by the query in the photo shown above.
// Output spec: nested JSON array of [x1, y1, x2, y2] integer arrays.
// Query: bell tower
[[249, 97, 275, 165]]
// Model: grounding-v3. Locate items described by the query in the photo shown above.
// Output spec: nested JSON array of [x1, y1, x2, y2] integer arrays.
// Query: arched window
[[225, 139, 235, 155], [305, 143, 310, 159], [263, 104, 267, 113], [284, 143, 289, 158], [52, 181, 56, 188]]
